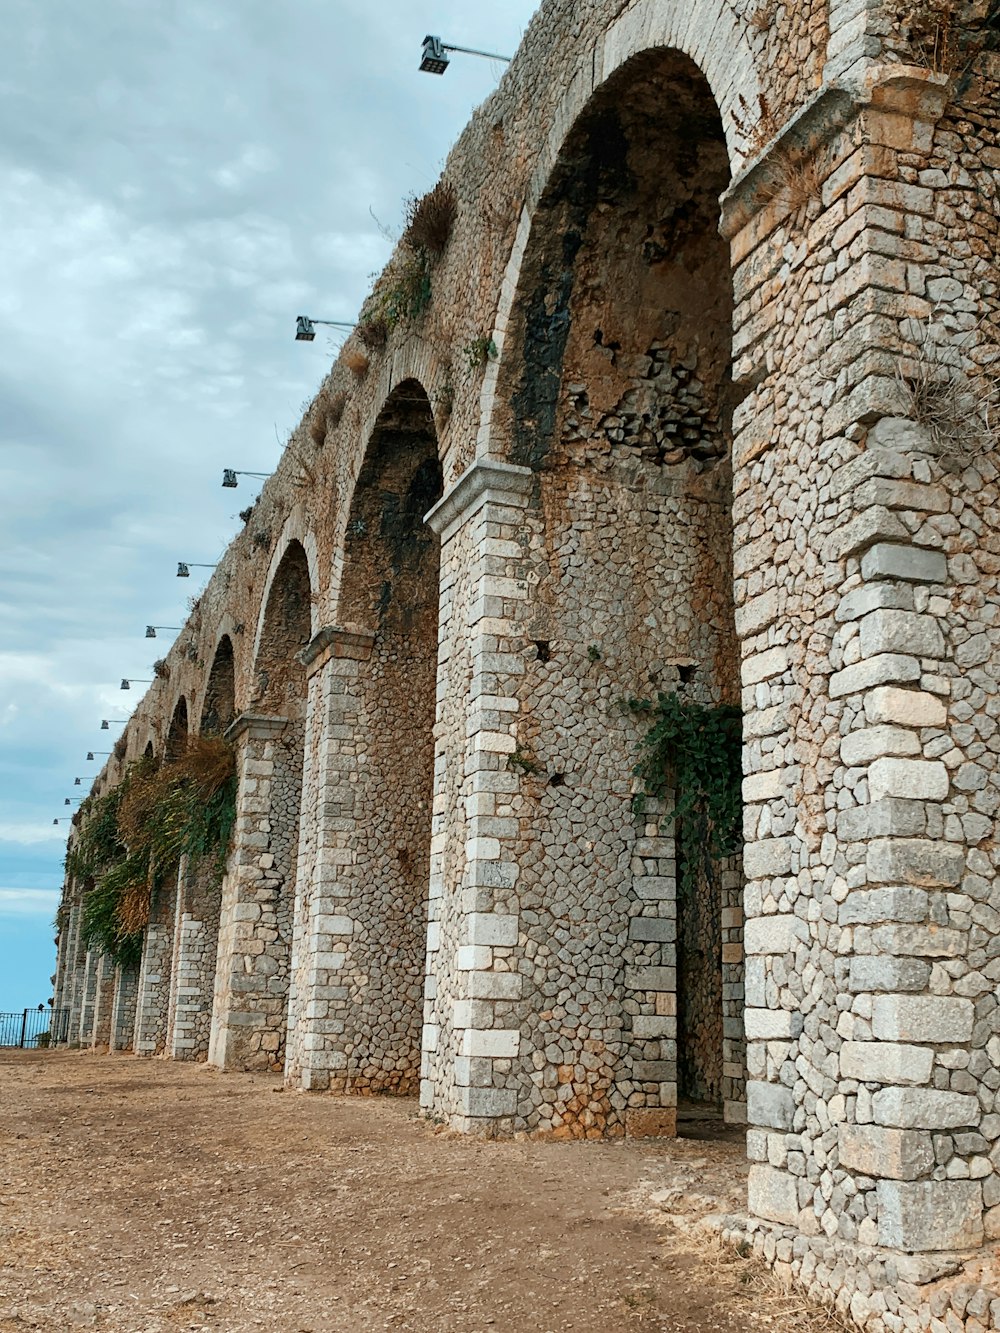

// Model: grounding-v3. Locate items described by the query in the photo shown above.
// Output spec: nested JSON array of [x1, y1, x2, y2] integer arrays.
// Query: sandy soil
[[0, 1051, 841, 1333]]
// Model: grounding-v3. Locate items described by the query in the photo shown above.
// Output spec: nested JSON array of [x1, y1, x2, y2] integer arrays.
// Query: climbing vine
[[624, 693, 743, 902], [66, 737, 237, 968]]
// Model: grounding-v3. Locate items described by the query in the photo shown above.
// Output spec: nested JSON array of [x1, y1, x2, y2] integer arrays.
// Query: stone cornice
[[424, 458, 533, 542], [297, 625, 376, 678], [224, 712, 289, 743], [720, 66, 950, 241]]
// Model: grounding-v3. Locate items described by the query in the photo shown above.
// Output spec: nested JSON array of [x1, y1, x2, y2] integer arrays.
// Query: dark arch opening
[[317, 380, 442, 1094], [492, 47, 744, 1137], [201, 636, 236, 735]]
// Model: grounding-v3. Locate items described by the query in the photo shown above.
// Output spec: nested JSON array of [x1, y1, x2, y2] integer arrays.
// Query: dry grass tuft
[[760, 148, 823, 212], [403, 181, 458, 260], [895, 313, 1000, 469], [749, 0, 778, 31], [308, 402, 327, 447], [343, 347, 369, 378], [116, 877, 152, 934], [356, 312, 390, 351]]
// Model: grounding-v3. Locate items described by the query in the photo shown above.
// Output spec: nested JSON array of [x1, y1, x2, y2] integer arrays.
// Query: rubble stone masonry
[[53, 0, 1000, 1325]]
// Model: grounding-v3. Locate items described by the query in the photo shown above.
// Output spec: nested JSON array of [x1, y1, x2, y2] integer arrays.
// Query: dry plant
[[326, 389, 347, 428], [900, 0, 960, 71], [759, 146, 823, 211], [152, 658, 170, 680], [895, 312, 1000, 469], [403, 180, 458, 260], [731, 91, 781, 155], [356, 312, 390, 351], [696, 1234, 854, 1331], [749, 0, 779, 31], [343, 347, 369, 378]]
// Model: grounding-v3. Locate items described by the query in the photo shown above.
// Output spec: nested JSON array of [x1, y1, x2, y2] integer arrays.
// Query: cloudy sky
[[0, 0, 539, 1014]]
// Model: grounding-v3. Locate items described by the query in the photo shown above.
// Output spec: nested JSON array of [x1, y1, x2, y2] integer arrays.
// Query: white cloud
[[0, 888, 61, 916]]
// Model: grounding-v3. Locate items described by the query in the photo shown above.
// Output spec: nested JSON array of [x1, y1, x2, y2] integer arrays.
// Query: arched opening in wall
[[137, 698, 188, 1056], [497, 48, 744, 1137], [167, 637, 238, 1062], [328, 379, 442, 1094], [201, 635, 236, 735], [238, 541, 312, 1071], [165, 698, 188, 762]]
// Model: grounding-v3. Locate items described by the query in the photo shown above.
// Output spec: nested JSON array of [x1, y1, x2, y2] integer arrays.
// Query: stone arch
[[251, 515, 319, 674], [210, 538, 313, 1073], [479, 5, 762, 454], [435, 45, 745, 1136], [285, 379, 444, 1094], [199, 635, 236, 735], [165, 697, 189, 760]]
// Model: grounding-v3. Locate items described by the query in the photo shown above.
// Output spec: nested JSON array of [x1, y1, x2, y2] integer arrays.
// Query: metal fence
[[0, 1008, 70, 1048]]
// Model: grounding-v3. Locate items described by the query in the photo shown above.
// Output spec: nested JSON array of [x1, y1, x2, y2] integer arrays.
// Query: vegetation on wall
[[66, 737, 237, 968], [624, 693, 743, 901]]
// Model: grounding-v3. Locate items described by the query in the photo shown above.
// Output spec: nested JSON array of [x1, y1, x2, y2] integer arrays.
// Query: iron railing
[[0, 1008, 70, 1048]]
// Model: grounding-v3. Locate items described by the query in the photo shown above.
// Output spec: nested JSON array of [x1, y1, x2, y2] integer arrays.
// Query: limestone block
[[838, 797, 927, 840], [848, 956, 930, 992], [467, 913, 518, 946], [466, 971, 522, 1000], [839, 1123, 935, 1179], [748, 1165, 799, 1225], [735, 588, 779, 637], [624, 965, 676, 991], [744, 914, 802, 954], [830, 654, 921, 698], [743, 837, 794, 879], [462, 1028, 520, 1058], [628, 917, 675, 942], [860, 542, 947, 585], [854, 476, 950, 514], [866, 838, 964, 888], [877, 1179, 983, 1250], [632, 1015, 675, 1039], [841, 725, 920, 767], [825, 506, 908, 560], [745, 1008, 803, 1040], [840, 1041, 934, 1085], [837, 583, 915, 624], [859, 610, 944, 661], [741, 646, 788, 686], [870, 924, 966, 957], [872, 995, 974, 1043], [864, 686, 947, 729], [457, 1086, 516, 1118], [747, 1080, 795, 1129], [872, 1086, 979, 1129], [868, 758, 948, 803]]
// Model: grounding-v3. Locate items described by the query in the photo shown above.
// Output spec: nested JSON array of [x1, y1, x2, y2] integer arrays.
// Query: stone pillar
[[90, 953, 115, 1049], [63, 903, 85, 1045], [721, 66, 997, 1256], [133, 877, 177, 1056], [284, 628, 379, 1091], [109, 964, 138, 1052], [209, 713, 295, 1072], [168, 857, 223, 1060], [56, 902, 81, 1043], [77, 949, 98, 1046]]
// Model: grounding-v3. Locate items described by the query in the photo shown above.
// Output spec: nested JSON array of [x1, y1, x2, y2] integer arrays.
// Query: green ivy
[[624, 692, 743, 902], [66, 739, 237, 969]]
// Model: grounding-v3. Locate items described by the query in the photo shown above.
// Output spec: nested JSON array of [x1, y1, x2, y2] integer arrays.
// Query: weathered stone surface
[[839, 1123, 935, 1179], [877, 1179, 983, 1251], [872, 995, 975, 1044], [840, 1041, 934, 1085]]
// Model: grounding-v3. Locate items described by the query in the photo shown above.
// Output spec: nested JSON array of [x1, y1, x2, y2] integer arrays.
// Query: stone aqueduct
[[54, 0, 1000, 1323]]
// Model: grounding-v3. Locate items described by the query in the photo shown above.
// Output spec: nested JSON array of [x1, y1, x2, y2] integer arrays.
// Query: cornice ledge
[[424, 458, 533, 541]]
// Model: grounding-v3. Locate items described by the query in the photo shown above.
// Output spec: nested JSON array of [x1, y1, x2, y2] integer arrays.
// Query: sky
[[0, 0, 540, 1014]]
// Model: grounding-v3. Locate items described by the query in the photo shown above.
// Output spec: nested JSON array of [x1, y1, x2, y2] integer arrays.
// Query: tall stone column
[[56, 902, 82, 1042], [109, 964, 138, 1052], [209, 714, 295, 1071], [722, 64, 999, 1257], [167, 856, 222, 1060], [133, 875, 177, 1056], [90, 953, 115, 1049], [77, 949, 98, 1047], [284, 629, 379, 1091]]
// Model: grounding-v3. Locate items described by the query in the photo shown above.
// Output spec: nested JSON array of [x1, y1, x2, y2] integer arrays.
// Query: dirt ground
[[0, 1051, 843, 1333]]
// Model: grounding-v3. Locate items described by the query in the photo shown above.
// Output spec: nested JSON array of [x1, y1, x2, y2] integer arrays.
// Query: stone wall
[[53, 0, 1000, 1324]]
